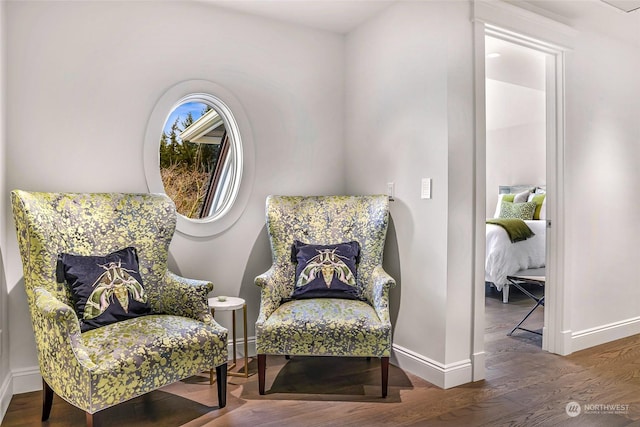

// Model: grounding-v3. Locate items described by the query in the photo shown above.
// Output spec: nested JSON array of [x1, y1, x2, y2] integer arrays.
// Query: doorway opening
[[472, 2, 573, 384], [484, 34, 548, 350]]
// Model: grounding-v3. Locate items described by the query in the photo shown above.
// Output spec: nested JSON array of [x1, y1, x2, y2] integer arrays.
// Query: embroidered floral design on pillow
[[57, 246, 152, 331], [290, 240, 362, 300], [297, 247, 357, 289], [84, 260, 147, 319]]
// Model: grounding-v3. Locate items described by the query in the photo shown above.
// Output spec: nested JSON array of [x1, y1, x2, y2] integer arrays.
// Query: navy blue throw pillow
[[57, 247, 151, 332], [290, 240, 361, 300]]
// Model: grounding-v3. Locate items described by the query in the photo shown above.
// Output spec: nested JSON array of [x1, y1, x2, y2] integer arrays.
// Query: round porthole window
[[144, 80, 253, 237]]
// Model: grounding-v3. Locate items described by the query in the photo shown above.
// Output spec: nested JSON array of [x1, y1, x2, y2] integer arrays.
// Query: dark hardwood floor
[[4, 286, 640, 426]]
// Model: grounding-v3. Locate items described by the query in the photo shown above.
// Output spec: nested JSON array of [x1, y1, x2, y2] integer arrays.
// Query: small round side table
[[208, 296, 250, 377]]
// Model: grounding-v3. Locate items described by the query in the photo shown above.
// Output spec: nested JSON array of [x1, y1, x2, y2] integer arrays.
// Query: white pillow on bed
[[514, 189, 531, 203], [493, 194, 507, 218]]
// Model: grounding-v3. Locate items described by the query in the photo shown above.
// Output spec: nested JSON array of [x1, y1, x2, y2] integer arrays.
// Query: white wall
[[486, 119, 546, 217], [485, 39, 546, 217], [345, 0, 475, 387], [564, 27, 640, 350], [4, 0, 345, 392], [0, 0, 10, 420]]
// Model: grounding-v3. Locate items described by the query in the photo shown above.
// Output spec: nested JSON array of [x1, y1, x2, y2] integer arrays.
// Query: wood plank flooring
[[4, 285, 640, 426]]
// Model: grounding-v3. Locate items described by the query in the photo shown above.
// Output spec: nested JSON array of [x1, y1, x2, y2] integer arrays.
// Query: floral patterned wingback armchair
[[255, 195, 396, 397], [11, 191, 228, 426]]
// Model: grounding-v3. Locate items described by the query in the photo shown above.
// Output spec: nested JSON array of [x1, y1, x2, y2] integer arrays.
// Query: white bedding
[[485, 219, 546, 297]]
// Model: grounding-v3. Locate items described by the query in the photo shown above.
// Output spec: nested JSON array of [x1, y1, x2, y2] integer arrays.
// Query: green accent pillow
[[502, 194, 516, 203], [530, 194, 546, 220], [499, 201, 537, 220], [493, 193, 516, 218]]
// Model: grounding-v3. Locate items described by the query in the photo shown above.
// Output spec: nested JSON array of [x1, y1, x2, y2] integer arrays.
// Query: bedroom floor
[[485, 282, 544, 348]]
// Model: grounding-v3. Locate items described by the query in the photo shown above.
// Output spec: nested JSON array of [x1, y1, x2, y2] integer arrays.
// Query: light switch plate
[[387, 182, 395, 199], [421, 178, 431, 199]]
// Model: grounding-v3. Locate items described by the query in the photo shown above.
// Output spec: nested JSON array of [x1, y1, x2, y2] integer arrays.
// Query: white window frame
[[143, 80, 254, 237]]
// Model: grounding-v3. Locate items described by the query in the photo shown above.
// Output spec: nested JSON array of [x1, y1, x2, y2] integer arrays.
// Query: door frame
[[471, 0, 576, 381]]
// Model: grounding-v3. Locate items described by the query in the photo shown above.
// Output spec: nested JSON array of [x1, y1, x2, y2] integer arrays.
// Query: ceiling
[[485, 36, 546, 131], [485, 36, 546, 91], [601, 0, 640, 12], [202, 0, 640, 45], [200, 0, 396, 34], [519, 0, 640, 46]]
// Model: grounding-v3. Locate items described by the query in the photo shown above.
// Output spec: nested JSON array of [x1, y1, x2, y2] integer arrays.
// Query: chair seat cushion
[[81, 314, 226, 388], [257, 299, 391, 357]]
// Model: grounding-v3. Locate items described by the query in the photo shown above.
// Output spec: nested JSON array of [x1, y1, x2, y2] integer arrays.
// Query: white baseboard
[[228, 335, 256, 359], [4, 336, 477, 421], [0, 366, 41, 425], [5, 337, 259, 398], [571, 315, 640, 353], [557, 329, 573, 356], [243, 338, 474, 389], [471, 351, 486, 381], [0, 372, 12, 425], [12, 366, 41, 394], [241, 337, 475, 389], [391, 344, 472, 389]]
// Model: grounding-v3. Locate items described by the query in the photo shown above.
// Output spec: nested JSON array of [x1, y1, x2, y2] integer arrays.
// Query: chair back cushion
[[265, 195, 389, 299], [11, 191, 176, 315]]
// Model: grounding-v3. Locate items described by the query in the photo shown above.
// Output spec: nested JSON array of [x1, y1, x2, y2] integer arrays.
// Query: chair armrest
[[366, 265, 396, 324], [254, 266, 288, 324], [34, 288, 97, 370], [160, 271, 216, 324]]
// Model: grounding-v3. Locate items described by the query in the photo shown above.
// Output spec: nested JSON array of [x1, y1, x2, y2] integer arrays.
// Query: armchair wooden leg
[[42, 379, 53, 421], [381, 357, 389, 398], [216, 363, 227, 408], [86, 412, 94, 427], [258, 354, 266, 395]]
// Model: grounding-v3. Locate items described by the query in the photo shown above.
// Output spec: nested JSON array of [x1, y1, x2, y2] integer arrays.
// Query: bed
[[486, 185, 546, 303]]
